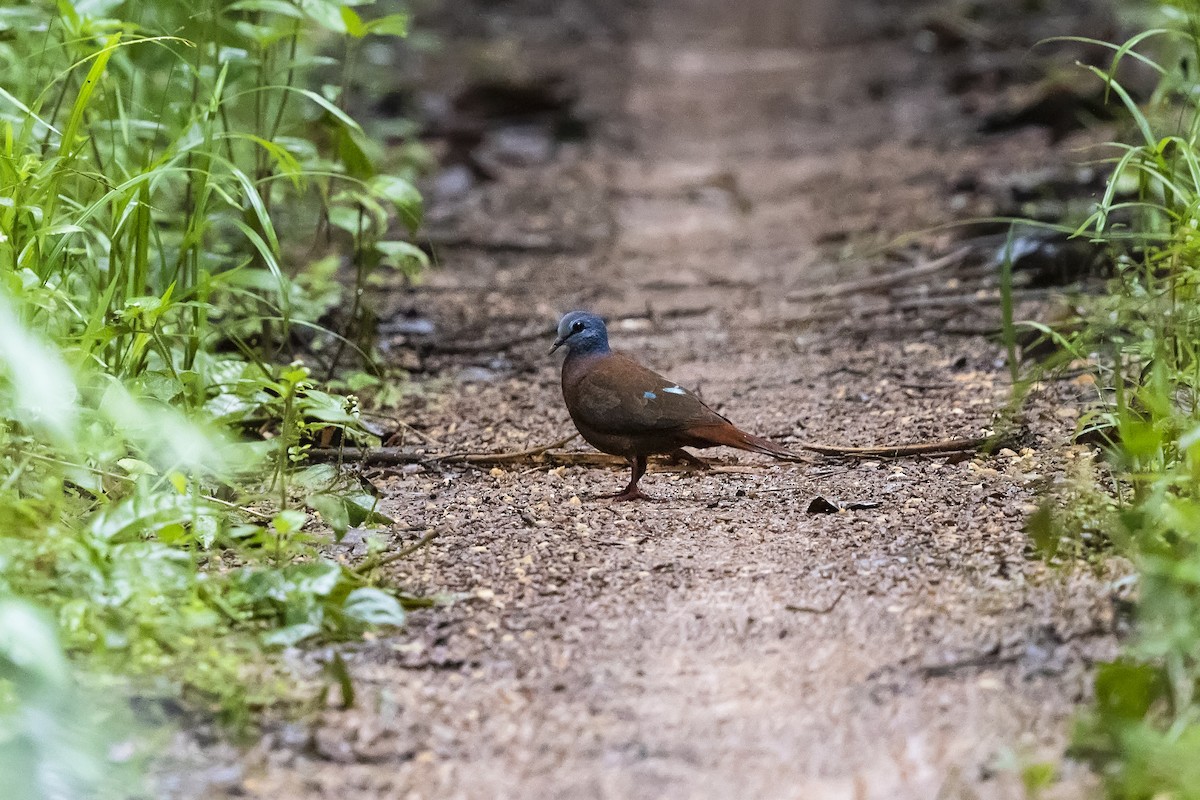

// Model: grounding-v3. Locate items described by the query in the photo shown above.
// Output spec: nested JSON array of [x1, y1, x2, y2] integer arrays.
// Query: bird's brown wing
[[569, 353, 728, 435]]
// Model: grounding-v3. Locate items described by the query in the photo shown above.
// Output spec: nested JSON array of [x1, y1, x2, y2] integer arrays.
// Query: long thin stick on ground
[[785, 587, 848, 614], [794, 434, 1004, 458], [786, 246, 971, 302], [354, 529, 440, 575], [307, 433, 1004, 468]]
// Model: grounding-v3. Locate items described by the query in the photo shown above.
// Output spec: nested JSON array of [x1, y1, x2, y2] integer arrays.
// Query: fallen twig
[[888, 287, 1055, 313], [785, 587, 848, 614], [309, 433, 1004, 468], [457, 434, 579, 463], [354, 529, 440, 575], [795, 434, 1005, 458], [786, 246, 971, 302], [423, 307, 716, 355], [772, 285, 1050, 329], [308, 447, 425, 466], [426, 325, 555, 355], [377, 416, 444, 447], [919, 648, 1020, 677], [307, 446, 754, 472], [421, 230, 585, 253], [308, 435, 574, 467]]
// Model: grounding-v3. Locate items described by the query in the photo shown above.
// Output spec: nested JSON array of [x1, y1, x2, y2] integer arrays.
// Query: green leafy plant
[[0, 0, 427, 747], [1017, 4, 1200, 796]]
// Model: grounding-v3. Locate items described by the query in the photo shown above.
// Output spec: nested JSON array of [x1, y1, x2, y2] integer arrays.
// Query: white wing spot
[[663, 386, 687, 395], [643, 391, 656, 399]]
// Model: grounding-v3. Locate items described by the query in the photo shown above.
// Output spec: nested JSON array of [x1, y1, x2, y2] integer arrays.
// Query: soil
[[169, 1, 1135, 797]]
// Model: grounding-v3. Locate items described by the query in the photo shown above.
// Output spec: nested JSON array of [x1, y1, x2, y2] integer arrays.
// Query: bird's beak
[[549, 336, 566, 355]]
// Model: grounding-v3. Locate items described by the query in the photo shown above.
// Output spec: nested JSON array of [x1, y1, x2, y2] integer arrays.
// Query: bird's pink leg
[[601, 454, 654, 501]]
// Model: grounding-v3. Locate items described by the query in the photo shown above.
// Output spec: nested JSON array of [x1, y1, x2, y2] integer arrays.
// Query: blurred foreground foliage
[[1020, 2, 1200, 796], [0, 0, 426, 793]]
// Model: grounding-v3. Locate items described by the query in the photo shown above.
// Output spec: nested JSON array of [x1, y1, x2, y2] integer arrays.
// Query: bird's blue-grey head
[[550, 311, 610, 356]]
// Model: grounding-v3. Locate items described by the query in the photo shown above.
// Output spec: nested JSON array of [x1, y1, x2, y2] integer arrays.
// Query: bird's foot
[[600, 486, 657, 502]]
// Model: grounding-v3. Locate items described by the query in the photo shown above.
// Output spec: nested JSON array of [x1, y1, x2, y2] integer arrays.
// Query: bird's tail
[[689, 423, 802, 461]]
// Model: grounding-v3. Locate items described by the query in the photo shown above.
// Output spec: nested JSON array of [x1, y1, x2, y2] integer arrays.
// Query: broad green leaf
[[341, 588, 405, 627], [369, 174, 423, 232], [364, 13, 409, 37], [377, 240, 429, 274], [1093, 660, 1164, 723], [272, 509, 308, 536], [309, 493, 350, 539], [90, 492, 205, 542], [297, 0, 347, 32], [116, 457, 157, 477], [300, 389, 359, 424], [228, 0, 305, 16], [336, 124, 376, 180], [292, 463, 340, 490], [289, 562, 345, 598], [344, 493, 393, 527], [262, 622, 321, 647], [341, 5, 366, 37]]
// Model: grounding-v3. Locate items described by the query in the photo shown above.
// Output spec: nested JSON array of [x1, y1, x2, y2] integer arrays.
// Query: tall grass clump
[[1025, 2, 1200, 796], [0, 0, 427, 788]]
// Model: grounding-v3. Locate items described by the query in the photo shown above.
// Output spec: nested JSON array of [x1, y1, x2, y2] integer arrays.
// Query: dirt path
[[183, 2, 1127, 798]]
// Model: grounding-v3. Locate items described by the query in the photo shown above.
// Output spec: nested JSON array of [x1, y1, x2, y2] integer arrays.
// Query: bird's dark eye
[[571, 320, 585, 333]]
